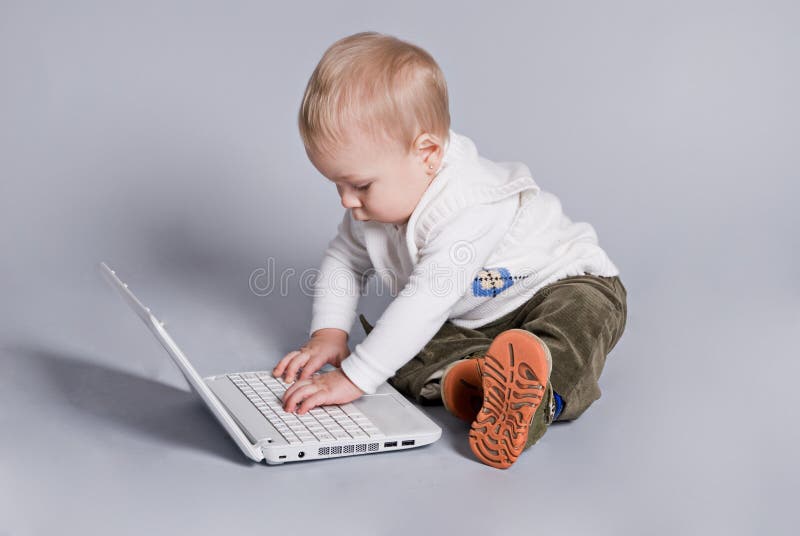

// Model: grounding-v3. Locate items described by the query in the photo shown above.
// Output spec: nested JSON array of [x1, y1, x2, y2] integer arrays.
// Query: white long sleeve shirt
[[309, 129, 619, 394]]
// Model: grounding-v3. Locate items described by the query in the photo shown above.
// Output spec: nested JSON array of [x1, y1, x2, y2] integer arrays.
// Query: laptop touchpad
[[351, 395, 407, 436]]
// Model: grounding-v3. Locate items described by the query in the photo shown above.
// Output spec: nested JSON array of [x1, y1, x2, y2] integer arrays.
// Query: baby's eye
[[355, 183, 371, 191]]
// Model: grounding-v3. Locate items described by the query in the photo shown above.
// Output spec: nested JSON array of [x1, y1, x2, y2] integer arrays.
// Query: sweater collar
[[438, 130, 454, 171]]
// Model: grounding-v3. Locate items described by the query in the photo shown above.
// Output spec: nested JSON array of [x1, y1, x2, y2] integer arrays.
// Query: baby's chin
[[351, 209, 410, 225]]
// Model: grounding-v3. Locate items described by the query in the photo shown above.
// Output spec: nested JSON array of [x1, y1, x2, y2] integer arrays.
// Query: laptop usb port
[[384, 441, 397, 448], [401, 440, 415, 446]]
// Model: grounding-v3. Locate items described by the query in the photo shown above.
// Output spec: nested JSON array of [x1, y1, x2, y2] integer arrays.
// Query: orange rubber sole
[[468, 329, 551, 469], [441, 357, 485, 423]]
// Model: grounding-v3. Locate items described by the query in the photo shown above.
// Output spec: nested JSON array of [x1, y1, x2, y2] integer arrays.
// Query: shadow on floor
[[4, 342, 253, 466]]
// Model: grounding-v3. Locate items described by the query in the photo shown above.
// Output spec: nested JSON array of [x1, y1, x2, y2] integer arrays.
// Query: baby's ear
[[413, 132, 443, 163]]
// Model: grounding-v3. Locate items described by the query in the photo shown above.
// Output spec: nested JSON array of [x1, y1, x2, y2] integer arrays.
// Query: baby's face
[[308, 131, 439, 225]]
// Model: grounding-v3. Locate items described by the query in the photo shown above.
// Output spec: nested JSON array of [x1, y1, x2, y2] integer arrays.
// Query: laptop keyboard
[[228, 372, 385, 445]]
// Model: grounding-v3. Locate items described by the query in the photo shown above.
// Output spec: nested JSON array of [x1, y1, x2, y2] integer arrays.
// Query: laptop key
[[315, 431, 335, 442], [331, 429, 351, 440], [339, 403, 362, 416]]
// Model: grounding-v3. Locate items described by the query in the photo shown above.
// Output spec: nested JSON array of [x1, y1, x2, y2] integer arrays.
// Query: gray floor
[[2, 1, 798, 535]]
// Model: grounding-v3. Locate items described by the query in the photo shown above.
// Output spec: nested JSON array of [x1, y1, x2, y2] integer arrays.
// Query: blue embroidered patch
[[472, 267, 514, 297]]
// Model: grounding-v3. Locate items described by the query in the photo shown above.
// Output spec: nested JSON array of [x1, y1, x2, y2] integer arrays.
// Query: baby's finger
[[283, 351, 311, 383], [282, 375, 312, 401], [297, 356, 326, 380], [272, 350, 301, 377], [296, 390, 327, 415], [283, 381, 316, 413]]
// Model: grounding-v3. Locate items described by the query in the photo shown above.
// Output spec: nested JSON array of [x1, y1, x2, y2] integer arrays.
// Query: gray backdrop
[[1, 1, 798, 534]]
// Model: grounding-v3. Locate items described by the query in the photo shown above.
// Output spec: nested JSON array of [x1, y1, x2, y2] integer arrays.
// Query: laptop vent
[[318, 443, 379, 456]]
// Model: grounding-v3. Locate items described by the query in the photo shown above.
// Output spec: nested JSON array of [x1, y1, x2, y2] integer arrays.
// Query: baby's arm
[[341, 197, 517, 394], [273, 210, 371, 383], [309, 210, 372, 336]]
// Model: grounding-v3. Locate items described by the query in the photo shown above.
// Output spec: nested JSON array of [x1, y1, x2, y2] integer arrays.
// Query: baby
[[272, 31, 628, 469]]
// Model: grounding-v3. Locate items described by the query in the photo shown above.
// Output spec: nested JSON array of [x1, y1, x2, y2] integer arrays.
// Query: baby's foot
[[468, 329, 552, 469]]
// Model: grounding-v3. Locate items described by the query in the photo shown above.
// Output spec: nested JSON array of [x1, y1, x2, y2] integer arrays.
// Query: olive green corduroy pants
[[359, 274, 628, 449]]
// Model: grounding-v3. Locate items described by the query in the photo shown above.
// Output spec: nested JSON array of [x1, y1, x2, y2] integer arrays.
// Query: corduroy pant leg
[[510, 274, 628, 423], [381, 316, 494, 405]]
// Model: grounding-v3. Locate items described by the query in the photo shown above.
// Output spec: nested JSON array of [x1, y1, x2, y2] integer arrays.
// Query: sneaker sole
[[468, 329, 552, 469]]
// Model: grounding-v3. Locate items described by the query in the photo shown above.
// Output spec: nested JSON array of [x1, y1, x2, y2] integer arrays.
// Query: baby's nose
[[340, 194, 361, 209]]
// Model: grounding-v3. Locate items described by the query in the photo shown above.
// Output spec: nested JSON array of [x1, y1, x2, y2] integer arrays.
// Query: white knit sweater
[[309, 129, 620, 394]]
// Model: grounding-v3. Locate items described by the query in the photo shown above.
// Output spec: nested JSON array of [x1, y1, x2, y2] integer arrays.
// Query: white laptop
[[99, 262, 441, 465]]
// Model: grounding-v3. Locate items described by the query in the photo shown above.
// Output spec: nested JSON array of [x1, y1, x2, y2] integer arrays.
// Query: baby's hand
[[272, 328, 349, 383], [282, 368, 364, 414]]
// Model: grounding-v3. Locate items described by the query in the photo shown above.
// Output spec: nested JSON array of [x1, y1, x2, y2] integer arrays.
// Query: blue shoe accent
[[553, 391, 564, 421]]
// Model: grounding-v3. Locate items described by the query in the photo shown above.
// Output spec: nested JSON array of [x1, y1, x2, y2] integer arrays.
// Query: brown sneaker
[[440, 358, 485, 422], [468, 329, 552, 469]]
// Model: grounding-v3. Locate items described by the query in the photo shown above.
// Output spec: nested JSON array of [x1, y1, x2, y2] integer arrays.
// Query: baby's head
[[298, 32, 450, 225]]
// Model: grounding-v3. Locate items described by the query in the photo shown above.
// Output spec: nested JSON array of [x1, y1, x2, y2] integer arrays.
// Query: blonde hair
[[298, 31, 450, 159]]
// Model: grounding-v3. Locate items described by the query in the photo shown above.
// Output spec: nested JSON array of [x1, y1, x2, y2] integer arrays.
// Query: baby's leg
[[387, 319, 493, 404], [513, 274, 628, 422]]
